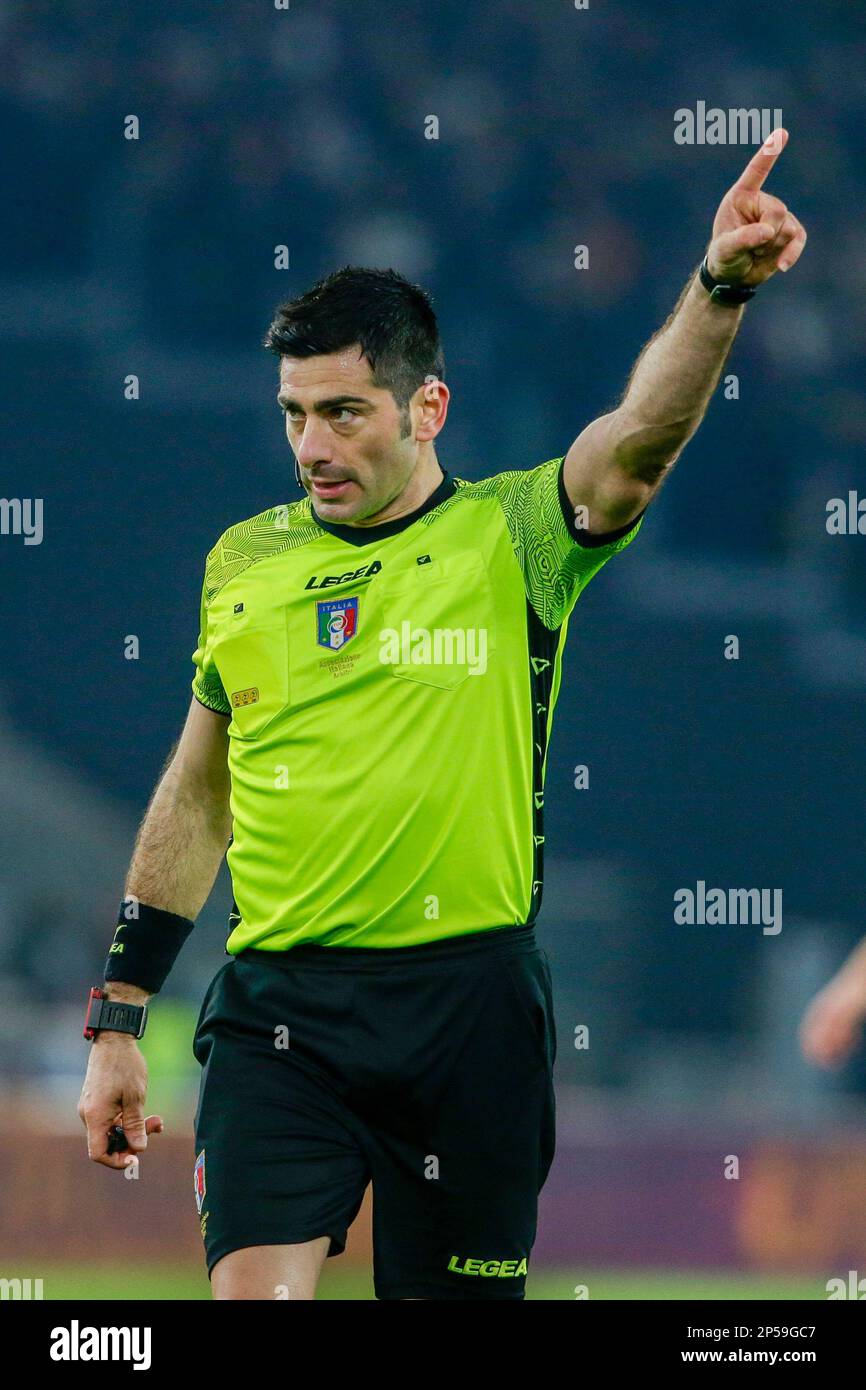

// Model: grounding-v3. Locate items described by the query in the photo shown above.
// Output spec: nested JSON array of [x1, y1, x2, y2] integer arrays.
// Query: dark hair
[[264, 266, 445, 434]]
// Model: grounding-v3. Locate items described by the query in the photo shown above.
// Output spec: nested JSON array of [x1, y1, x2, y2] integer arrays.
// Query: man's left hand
[[706, 127, 807, 286]]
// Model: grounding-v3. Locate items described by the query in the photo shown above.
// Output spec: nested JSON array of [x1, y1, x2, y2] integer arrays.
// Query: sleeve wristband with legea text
[[104, 903, 195, 994]]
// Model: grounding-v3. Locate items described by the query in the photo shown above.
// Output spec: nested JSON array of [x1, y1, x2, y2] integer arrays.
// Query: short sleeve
[[191, 571, 231, 715], [489, 456, 644, 629]]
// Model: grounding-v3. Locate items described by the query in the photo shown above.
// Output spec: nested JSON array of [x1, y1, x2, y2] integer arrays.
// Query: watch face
[[711, 284, 751, 304]]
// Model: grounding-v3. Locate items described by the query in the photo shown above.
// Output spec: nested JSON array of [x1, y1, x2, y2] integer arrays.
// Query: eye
[[331, 408, 359, 424]]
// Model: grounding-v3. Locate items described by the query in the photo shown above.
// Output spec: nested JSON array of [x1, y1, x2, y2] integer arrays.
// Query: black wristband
[[104, 901, 195, 994], [699, 254, 757, 305]]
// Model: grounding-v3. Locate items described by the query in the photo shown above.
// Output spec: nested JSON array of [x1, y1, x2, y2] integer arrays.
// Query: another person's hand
[[799, 979, 866, 1069]]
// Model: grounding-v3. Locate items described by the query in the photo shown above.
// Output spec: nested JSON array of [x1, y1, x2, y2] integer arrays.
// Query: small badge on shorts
[[194, 1149, 207, 1213]]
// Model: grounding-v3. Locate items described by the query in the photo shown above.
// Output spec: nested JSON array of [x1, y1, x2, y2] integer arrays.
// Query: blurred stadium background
[[3, 0, 866, 1299]]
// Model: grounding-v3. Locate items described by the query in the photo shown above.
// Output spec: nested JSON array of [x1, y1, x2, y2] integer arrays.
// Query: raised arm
[[563, 127, 807, 534]]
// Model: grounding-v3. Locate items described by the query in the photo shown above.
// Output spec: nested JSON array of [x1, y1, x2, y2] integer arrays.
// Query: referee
[[79, 131, 805, 1300]]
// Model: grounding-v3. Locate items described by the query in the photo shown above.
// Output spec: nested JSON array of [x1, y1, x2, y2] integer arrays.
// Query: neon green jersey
[[191, 456, 642, 951]]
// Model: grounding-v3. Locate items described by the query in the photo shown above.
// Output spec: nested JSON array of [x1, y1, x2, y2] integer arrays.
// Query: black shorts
[[192, 922, 556, 1300]]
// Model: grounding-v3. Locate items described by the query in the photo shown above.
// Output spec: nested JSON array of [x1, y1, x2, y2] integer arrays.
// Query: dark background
[[2, 0, 865, 1114]]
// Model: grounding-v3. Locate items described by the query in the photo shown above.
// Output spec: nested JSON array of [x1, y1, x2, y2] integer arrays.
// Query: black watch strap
[[83, 987, 148, 1040], [699, 254, 757, 305]]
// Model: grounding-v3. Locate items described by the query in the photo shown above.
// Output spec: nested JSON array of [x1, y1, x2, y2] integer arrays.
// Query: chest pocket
[[378, 549, 496, 690], [211, 608, 290, 739]]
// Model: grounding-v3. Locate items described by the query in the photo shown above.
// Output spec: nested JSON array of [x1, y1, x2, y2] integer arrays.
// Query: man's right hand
[[78, 1032, 164, 1170]]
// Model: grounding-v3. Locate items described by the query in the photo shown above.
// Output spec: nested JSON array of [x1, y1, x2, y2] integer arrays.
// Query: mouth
[[310, 477, 354, 500]]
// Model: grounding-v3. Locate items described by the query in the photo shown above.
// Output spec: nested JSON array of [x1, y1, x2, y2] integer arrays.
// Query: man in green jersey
[[79, 132, 806, 1298]]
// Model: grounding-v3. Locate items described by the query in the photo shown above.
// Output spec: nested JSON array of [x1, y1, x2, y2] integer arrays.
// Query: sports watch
[[83, 987, 148, 1041], [699, 254, 757, 305]]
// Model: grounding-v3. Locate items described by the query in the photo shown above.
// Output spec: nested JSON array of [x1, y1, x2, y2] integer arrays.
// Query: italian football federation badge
[[194, 1149, 206, 1214], [316, 596, 359, 651]]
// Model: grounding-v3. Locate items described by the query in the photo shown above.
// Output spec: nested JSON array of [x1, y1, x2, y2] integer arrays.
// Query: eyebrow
[[277, 393, 373, 412]]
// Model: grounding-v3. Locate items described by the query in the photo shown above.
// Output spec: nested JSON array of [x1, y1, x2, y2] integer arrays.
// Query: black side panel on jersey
[[524, 600, 562, 926]]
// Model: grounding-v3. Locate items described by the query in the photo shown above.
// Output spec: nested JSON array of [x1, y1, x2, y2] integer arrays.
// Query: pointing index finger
[[732, 127, 788, 193]]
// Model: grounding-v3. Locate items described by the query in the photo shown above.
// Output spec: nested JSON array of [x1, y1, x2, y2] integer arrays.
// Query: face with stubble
[[277, 346, 447, 527]]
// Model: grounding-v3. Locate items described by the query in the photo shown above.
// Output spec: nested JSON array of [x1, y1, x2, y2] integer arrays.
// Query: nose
[[295, 416, 334, 469]]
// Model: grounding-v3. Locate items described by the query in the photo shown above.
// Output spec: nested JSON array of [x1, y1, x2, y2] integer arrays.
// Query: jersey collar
[[310, 469, 457, 547]]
